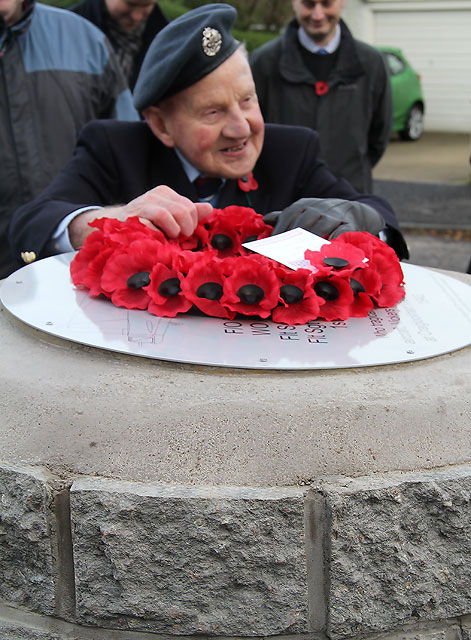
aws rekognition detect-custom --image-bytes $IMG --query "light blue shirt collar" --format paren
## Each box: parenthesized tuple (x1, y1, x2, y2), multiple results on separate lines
(175, 148, 201, 183)
(297, 23, 341, 54)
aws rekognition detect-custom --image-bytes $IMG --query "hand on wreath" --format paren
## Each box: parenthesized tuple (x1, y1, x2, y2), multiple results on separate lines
(69, 185, 212, 248)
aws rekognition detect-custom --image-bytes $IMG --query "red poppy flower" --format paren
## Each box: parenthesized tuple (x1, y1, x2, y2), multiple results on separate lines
(100, 238, 169, 309)
(313, 274, 354, 321)
(315, 81, 329, 96)
(172, 248, 210, 276)
(181, 255, 235, 319)
(335, 231, 405, 308)
(145, 262, 192, 317)
(206, 206, 259, 230)
(95, 216, 166, 247)
(237, 172, 258, 192)
(338, 234, 405, 306)
(172, 221, 210, 251)
(239, 213, 272, 247)
(205, 215, 242, 257)
(224, 255, 280, 317)
(75, 247, 115, 297)
(205, 206, 272, 256)
(335, 231, 390, 262)
(272, 268, 324, 324)
(369, 253, 405, 307)
(305, 240, 367, 277)
(70, 230, 110, 289)
(346, 267, 383, 317)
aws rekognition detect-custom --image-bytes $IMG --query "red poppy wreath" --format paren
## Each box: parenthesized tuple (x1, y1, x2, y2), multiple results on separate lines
(70, 206, 405, 325)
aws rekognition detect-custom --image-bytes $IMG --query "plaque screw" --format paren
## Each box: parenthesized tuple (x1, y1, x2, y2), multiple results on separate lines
(406, 350, 414, 354)
(259, 358, 268, 362)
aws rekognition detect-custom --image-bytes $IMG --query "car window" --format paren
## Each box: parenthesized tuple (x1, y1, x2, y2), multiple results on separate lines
(385, 52, 406, 76)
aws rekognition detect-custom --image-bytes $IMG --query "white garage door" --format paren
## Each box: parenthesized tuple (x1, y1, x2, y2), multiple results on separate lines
(374, 9, 471, 132)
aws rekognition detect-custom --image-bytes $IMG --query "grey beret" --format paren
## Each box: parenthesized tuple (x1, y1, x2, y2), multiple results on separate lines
(133, 3, 239, 111)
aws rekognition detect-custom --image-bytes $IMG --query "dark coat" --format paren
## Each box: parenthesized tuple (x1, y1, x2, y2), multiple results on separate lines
(9, 120, 408, 268)
(71, 0, 167, 90)
(250, 19, 392, 193)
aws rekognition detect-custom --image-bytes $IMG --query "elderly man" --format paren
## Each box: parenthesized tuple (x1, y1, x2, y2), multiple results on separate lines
(250, 0, 392, 194)
(9, 4, 408, 269)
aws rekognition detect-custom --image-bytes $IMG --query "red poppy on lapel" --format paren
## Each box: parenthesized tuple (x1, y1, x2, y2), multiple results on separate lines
(237, 172, 258, 192)
(315, 81, 329, 96)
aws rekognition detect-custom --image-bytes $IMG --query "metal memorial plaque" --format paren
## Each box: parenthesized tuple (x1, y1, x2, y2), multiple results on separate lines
(1, 253, 470, 370)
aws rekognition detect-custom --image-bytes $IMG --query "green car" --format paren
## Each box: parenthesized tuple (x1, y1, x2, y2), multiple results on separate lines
(377, 46, 425, 141)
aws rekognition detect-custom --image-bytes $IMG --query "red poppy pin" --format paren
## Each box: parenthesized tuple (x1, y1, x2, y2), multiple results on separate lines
(315, 81, 329, 96)
(238, 172, 258, 192)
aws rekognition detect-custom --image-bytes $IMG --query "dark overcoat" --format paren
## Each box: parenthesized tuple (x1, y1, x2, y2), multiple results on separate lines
(9, 121, 408, 268)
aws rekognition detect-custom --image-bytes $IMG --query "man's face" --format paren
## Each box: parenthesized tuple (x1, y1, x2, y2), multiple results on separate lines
(0, 0, 24, 27)
(104, 0, 155, 31)
(145, 49, 265, 181)
(292, 0, 345, 45)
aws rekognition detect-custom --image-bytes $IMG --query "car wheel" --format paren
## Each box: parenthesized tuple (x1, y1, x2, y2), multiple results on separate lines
(399, 104, 424, 141)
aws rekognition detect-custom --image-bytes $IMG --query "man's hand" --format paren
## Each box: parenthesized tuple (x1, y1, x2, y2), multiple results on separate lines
(263, 198, 385, 239)
(68, 185, 212, 249)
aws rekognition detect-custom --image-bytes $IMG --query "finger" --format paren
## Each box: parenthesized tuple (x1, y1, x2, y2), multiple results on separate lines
(170, 204, 199, 238)
(133, 197, 197, 238)
(195, 202, 213, 221)
(137, 217, 158, 231)
(145, 206, 182, 238)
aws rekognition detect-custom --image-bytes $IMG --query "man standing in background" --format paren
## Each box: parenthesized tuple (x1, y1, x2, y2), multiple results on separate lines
(71, 0, 167, 88)
(0, 0, 138, 278)
(250, 0, 392, 194)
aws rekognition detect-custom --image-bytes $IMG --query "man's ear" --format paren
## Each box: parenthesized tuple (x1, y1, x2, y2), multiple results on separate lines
(142, 106, 176, 148)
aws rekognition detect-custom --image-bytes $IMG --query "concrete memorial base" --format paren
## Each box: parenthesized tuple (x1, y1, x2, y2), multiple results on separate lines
(0, 265, 470, 640)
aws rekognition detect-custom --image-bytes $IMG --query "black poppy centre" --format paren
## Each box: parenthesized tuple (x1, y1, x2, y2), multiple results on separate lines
(237, 284, 265, 304)
(350, 278, 366, 296)
(314, 281, 339, 301)
(126, 271, 150, 289)
(280, 284, 304, 304)
(323, 257, 349, 269)
(196, 282, 223, 301)
(158, 277, 181, 297)
(211, 234, 233, 251)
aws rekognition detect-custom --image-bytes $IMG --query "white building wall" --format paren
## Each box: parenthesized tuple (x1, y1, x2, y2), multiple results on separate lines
(343, 0, 471, 132)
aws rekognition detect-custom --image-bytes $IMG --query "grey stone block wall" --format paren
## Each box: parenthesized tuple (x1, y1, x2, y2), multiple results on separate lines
(313, 467, 471, 638)
(70, 480, 308, 636)
(0, 464, 56, 615)
(2, 462, 471, 639)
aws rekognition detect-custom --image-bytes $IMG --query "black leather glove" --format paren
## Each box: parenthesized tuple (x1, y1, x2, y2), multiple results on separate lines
(263, 198, 385, 238)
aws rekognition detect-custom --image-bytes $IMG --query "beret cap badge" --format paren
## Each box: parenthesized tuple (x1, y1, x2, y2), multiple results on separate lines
(202, 26, 222, 56)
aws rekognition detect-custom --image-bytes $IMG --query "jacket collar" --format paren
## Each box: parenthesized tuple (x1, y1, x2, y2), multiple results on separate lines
(279, 18, 365, 85)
